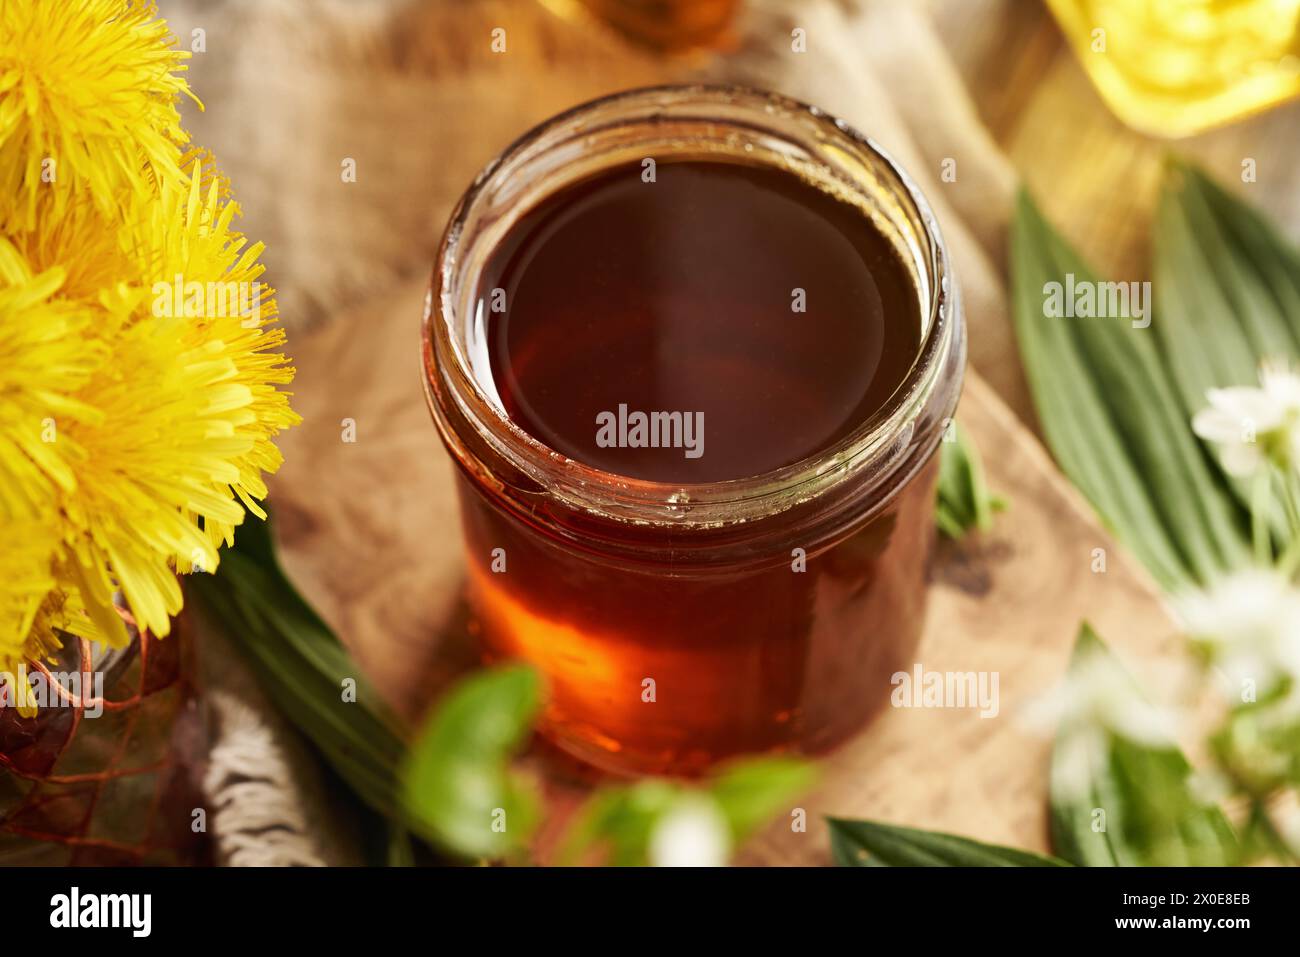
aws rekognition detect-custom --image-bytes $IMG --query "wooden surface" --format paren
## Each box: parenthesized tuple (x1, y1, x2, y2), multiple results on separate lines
(251, 0, 1300, 863)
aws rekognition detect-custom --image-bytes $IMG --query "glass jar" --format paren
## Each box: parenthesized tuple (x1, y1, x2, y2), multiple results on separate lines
(423, 85, 965, 776)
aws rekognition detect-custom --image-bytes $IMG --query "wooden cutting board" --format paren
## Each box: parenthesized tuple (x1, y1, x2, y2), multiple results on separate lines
(267, 273, 1178, 864)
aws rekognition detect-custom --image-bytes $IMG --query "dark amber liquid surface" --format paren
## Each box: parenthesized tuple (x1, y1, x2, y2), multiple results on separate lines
(455, 158, 934, 775)
(480, 160, 921, 483)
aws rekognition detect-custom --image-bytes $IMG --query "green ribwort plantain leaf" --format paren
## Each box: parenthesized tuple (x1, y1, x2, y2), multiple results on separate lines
(1048, 624, 1238, 867)
(829, 818, 1070, 867)
(936, 420, 1007, 538)
(1154, 160, 1300, 542)
(400, 664, 542, 861)
(1012, 189, 1250, 589)
(189, 513, 407, 820)
(1153, 167, 1272, 405)
(1192, 166, 1300, 351)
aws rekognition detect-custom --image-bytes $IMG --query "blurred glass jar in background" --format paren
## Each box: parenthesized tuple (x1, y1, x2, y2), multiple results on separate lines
(1048, 0, 1300, 136)
(543, 0, 741, 52)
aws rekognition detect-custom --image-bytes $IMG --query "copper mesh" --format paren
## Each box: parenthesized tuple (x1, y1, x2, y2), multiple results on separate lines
(0, 612, 211, 865)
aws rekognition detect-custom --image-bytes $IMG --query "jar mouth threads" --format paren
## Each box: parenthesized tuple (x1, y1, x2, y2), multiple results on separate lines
(423, 84, 965, 529)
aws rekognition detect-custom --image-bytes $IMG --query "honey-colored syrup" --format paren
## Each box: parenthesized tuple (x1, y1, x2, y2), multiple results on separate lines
(457, 158, 933, 775)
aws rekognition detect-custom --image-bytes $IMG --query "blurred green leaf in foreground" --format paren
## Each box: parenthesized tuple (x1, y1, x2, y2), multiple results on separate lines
(397, 667, 815, 864)
(400, 665, 542, 861)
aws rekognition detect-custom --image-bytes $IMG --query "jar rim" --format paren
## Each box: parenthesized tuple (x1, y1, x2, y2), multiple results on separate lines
(422, 83, 964, 526)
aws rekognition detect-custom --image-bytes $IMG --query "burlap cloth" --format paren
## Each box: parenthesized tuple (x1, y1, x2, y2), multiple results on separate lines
(160, 0, 1027, 864)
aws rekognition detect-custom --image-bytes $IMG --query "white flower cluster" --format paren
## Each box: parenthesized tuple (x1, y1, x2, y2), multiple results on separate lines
(1024, 650, 1182, 799)
(1193, 360, 1300, 477)
(1178, 570, 1300, 697)
(1189, 360, 1300, 700)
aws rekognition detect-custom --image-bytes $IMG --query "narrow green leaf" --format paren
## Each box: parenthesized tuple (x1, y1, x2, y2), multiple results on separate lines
(1154, 160, 1300, 544)
(400, 665, 542, 860)
(935, 421, 1006, 538)
(189, 514, 406, 819)
(1195, 166, 1300, 351)
(1012, 192, 1189, 587)
(1175, 162, 1300, 360)
(1012, 189, 1250, 588)
(1049, 624, 1238, 867)
(828, 818, 1070, 867)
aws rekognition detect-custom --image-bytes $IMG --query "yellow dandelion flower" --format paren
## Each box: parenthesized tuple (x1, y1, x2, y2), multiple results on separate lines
(0, 526, 108, 716)
(5, 157, 299, 650)
(0, 240, 107, 666)
(0, 0, 296, 678)
(0, 519, 61, 677)
(0, 239, 103, 521)
(133, 156, 300, 550)
(2, 154, 298, 651)
(10, 187, 136, 304)
(0, 0, 198, 230)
